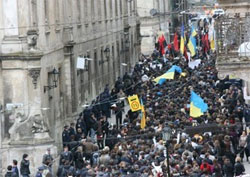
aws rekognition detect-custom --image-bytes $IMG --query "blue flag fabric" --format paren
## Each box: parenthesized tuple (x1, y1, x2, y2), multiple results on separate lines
(190, 91, 208, 113)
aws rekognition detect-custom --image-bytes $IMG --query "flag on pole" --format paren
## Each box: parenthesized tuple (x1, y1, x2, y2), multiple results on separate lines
(140, 99, 146, 129)
(190, 91, 208, 118)
(188, 26, 197, 57)
(180, 24, 185, 55)
(153, 65, 183, 85)
(173, 32, 179, 52)
(209, 22, 215, 51)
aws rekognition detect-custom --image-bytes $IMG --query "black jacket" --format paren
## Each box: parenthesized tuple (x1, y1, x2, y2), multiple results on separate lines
(223, 163, 234, 177)
(5, 171, 17, 177)
(20, 159, 30, 175)
(234, 162, 245, 176)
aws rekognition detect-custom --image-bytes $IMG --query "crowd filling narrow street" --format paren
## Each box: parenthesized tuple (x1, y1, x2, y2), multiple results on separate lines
(5, 18, 250, 177)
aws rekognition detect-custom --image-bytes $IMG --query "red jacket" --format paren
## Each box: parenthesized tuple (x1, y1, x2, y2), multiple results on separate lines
(200, 162, 212, 174)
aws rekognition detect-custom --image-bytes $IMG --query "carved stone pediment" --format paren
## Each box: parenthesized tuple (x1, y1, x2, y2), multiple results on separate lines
(28, 68, 40, 89)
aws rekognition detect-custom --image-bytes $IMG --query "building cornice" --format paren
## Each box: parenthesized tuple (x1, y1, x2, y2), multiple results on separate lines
(0, 52, 43, 61)
(219, 2, 250, 8)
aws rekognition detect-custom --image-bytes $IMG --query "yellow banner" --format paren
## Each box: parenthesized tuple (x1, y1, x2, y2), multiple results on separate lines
(128, 95, 141, 112)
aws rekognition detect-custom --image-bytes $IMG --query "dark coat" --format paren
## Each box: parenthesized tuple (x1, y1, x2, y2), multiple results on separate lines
(42, 154, 53, 166)
(20, 159, 30, 175)
(234, 162, 245, 176)
(59, 151, 73, 165)
(74, 151, 84, 170)
(5, 171, 17, 177)
(57, 165, 75, 177)
(12, 167, 19, 177)
(62, 130, 70, 144)
(223, 163, 234, 177)
(35, 172, 42, 177)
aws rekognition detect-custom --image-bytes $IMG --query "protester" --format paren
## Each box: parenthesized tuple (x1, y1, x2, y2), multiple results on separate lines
(239, 131, 249, 162)
(7, 22, 250, 177)
(234, 157, 245, 176)
(12, 160, 19, 177)
(42, 148, 53, 168)
(35, 167, 44, 177)
(20, 154, 30, 177)
(5, 165, 17, 177)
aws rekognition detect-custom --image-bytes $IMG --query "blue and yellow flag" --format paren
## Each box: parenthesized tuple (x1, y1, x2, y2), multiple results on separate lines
(180, 24, 185, 55)
(190, 91, 208, 118)
(140, 99, 146, 129)
(187, 26, 197, 57)
(153, 65, 182, 85)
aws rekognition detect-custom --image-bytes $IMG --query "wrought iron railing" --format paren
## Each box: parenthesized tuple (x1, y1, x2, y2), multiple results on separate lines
(215, 14, 250, 59)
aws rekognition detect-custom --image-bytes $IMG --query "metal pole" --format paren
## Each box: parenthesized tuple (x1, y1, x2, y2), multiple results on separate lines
(166, 143, 171, 177)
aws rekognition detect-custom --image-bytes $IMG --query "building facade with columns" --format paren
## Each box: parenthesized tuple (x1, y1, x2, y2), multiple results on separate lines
(137, 0, 171, 55)
(0, 0, 140, 174)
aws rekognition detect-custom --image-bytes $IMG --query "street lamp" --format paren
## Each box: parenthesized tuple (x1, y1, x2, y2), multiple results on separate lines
(162, 126, 172, 177)
(44, 68, 60, 93)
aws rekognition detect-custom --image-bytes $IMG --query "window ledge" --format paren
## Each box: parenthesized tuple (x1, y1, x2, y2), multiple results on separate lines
(55, 28, 61, 33)
(77, 23, 82, 28)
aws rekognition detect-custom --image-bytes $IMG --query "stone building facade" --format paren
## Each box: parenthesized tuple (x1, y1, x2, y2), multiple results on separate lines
(218, 0, 250, 17)
(216, 0, 250, 104)
(0, 0, 141, 174)
(137, 0, 171, 54)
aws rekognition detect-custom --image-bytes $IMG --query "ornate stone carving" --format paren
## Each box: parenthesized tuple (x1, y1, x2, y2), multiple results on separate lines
(28, 69, 40, 89)
(31, 114, 49, 133)
(27, 29, 38, 51)
(8, 110, 49, 142)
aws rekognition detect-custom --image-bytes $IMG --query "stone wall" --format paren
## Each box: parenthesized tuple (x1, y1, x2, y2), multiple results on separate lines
(0, 0, 140, 175)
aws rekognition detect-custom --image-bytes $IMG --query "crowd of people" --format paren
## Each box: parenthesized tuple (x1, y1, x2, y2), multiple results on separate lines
(55, 43, 250, 176)
(5, 23, 250, 177)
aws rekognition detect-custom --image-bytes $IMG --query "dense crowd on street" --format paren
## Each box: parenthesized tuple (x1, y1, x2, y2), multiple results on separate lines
(5, 19, 250, 177)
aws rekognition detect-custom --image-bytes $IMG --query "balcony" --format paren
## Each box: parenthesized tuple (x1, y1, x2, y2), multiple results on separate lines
(215, 14, 250, 63)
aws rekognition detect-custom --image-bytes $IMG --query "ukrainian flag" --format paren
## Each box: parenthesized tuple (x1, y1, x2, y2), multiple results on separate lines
(188, 26, 197, 57)
(153, 65, 182, 85)
(190, 91, 208, 118)
(180, 24, 185, 55)
(140, 99, 146, 129)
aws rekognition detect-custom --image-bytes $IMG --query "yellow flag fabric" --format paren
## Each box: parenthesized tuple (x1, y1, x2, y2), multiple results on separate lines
(140, 104, 146, 129)
(188, 26, 197, 57)
(180, 72, 187, 77)
(180, 24, 185, 55)
(210, 39, 215, 51)
(128, 95, 141, 112)
(190, 102, 203, 118)
(153, 72, 175, 83)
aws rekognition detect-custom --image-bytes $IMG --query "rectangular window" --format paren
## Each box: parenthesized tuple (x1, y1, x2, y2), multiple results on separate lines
(84, 0, 88, 23)
(31, 0, 38, 27)
(120, 0, 122, 17)
(130, 1, 132, 16)
(110, 0, 112, 19)
(77, 0, 81, 23)
(44, 0, 49, 24)
(91, 0, 95, 20)
(54, 0, 60, 24)
(97, 0, 102, 19)
(104, 0, 107, 19)
(115, 0, 118, 17)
